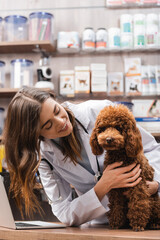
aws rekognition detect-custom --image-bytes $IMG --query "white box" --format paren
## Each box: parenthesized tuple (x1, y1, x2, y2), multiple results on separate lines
(59, 70, 74, 96)
(125, 75, 142, 95)
(108, 72, 124, 95)
(75, 66, 90, 93)
(91, 70, 107, 92)
(124, 57, 141, 77)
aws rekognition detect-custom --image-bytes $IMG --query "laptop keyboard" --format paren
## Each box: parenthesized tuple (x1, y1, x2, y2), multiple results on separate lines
(16, 222, 39, 227)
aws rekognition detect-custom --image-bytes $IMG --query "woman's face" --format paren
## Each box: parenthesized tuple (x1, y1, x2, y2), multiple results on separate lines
(39, 98, 73, 139)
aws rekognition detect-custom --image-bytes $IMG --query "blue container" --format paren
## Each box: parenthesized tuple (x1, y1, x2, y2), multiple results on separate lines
(0, 61, 5, 88)
(114, 101, 134, 111)
(29, 12, 54, 42)
(4, 15, 28, 42)
(11, 59, 33, 88)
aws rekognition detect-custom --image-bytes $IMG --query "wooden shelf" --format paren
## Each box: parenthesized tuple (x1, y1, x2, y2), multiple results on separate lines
(0, 88, 54, 98)
(57, 93, 160, 102)
(0, 41, 56, 54)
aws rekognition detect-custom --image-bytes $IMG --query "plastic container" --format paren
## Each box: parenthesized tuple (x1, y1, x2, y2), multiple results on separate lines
(4, 15, 28, 42)
(82, 27, 95, 52)
(11, 59, 33, 88)
(146, 14, 158, 48)
(114, 101, 134, 111)
(96, 28, 108, 51)
(0, 107, 5, 135)
(0, 17, 3, 42)
(120, 14, 133, 33)
(108, 27, 121, 49)
(0, 61, 5, 88)
(57, 31, 80, 53)
(133, 14, 146, 48)
(29, 12, 54, 42)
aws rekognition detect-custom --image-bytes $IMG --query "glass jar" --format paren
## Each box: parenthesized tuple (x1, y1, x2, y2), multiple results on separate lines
(11, 59, 33, 88)
(0, 61, 5, 88)
(4, 15, 28, 42)
(29, 12, 54, 42)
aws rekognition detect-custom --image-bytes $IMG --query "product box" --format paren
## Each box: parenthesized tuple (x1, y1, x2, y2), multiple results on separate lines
(141, 65, 150, 95)
(156, 65, 160, 94)
(125, 75, 142, 95)
(124, 57, 141, 77)
(91, 70, 107, 92)
(106, 0, 123, 6)
(59, 70, 75, 97)
(148, 65, 157, 95)
(57, 32, 80, 53)
(132, 99, 160, 117)
(74, 66, 90, 93)
(108, 72, 124, 95)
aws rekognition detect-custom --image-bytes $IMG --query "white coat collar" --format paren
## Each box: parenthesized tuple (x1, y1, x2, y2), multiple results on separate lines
(62, 101, 90, 132)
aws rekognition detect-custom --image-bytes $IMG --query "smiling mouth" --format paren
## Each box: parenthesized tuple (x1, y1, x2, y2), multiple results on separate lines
(59, 122, 68, 132)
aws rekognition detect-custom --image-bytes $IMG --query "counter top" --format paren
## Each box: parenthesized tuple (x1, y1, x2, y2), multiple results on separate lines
(0, 224, 160, 240)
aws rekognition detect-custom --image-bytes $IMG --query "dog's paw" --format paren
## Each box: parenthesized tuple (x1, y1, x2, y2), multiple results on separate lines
(132, 225, 144, 231)
(148, 223, 160, 230)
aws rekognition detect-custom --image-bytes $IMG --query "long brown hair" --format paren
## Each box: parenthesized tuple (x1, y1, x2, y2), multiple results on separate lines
(3, 87, 81, 217)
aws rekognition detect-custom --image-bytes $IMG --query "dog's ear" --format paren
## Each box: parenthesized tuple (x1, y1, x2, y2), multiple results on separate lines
(125, 126, 143, 157)
(90, 127, 104, 155)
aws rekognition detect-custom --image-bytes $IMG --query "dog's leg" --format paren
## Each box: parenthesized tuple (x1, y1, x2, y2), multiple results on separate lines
(126, 185, 151, 231)
(148, 194, 160, 229)
(107, 189, 128, 229)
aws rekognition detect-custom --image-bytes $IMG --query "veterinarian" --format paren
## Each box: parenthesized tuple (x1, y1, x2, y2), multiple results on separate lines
(3, 87, 160, 226)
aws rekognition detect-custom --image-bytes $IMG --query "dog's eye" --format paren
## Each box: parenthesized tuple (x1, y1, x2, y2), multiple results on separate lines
(115, 126, 121, 132)
(98, 127, 106, 133)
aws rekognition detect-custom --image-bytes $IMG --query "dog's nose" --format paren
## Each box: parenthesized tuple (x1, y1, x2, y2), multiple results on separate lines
(106, 137, 113, 143)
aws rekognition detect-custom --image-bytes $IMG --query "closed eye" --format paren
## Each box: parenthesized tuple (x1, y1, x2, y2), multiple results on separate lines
(98, 127, 106, 133)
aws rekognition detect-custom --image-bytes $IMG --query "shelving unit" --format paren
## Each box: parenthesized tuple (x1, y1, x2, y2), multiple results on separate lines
(0, 40, 55, 54)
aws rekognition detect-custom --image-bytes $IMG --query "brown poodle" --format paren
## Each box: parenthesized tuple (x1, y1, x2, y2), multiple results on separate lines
(90, 104, 160, 231)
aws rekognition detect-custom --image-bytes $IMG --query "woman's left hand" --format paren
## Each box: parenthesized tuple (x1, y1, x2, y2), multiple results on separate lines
(146, 181, 159, 196)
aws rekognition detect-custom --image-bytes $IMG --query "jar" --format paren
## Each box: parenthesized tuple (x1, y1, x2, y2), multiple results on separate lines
(133, 14, 146, 48)
(108, 27, 121, 49)
(29, 12, 54, 42)
(82, 27, 95, 52)
(0, 17, 2, 41)
(96, 28, 108, 51)
(11, 59, 33, 88)
(146, 14, 158, 48)
(0, 61, 5, 88)
(0, 107, 5, 135)
(4, 15, 28, 42)
(120, 14, 133, 33)
(57, 31, 80, 53)
(121, 33, 133, 49)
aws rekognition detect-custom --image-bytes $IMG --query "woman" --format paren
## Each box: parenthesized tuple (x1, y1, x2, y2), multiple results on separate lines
(3, 87, 160, 226)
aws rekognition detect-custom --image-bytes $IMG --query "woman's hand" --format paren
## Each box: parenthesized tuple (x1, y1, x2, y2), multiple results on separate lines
(146, 181, 159, 196)
(94, 162, 142, 201)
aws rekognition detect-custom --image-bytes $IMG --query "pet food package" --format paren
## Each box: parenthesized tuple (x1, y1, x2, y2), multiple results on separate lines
(124, 58, 141, 77)
(90, 63, 107, 93)
(107, 72, 124, 95)
(57, 32, 80, 53)
(124, 58, 142, 95)
(148, 65, 157, 95)
(141, 65, 150, 95)
(59, 70, 75, 97)
(74, 66, 90, 93)
(156, 65, 160, 94)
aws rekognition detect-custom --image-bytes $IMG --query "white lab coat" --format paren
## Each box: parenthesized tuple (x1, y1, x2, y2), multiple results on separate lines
(38, 100, 160, 226)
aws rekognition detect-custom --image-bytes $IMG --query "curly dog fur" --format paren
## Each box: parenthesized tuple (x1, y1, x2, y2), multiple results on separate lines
(90, 104, 160, 231)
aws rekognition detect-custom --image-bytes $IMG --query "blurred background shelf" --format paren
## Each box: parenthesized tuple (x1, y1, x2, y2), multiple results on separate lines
(0, 41, 55, 54)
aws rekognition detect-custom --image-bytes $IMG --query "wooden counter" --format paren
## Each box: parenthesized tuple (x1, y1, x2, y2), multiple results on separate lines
(0, 224, 160, 240)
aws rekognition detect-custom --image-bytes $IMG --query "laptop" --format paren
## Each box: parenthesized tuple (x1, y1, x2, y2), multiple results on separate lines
(0, 176, 66, 229)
